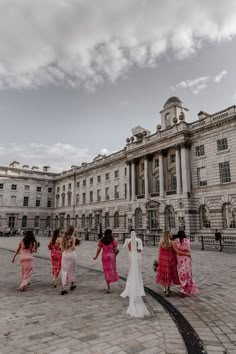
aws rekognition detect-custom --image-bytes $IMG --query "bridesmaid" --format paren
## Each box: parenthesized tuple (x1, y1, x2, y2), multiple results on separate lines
(48, 229, 62, 288)
(12, 230, 37, 291)
(93, 228, 119, 293)
(61, 225, 77, 295)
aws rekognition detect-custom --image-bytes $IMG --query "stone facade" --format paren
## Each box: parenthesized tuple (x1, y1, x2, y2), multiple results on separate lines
(1, 97, 236, 242)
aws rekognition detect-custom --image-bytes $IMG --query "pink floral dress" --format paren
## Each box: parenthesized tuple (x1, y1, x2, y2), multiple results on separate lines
(99, 240, 119, 284)
(175, 238, 199, 295)
(48, 241, 62, 280)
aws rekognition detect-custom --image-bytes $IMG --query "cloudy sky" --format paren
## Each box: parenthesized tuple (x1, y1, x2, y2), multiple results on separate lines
(0, 0, 236, 171)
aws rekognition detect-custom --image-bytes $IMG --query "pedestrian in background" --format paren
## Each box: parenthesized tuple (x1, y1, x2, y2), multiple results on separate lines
(48, 229, 62, 288)
(215, 229, 222, 251)
(61, 225, 77, 295)
(12, 230, 38, 291)
(93, 228, 119, 293)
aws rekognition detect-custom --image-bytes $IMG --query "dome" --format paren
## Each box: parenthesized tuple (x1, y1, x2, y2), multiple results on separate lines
(164, 96, 183, 108)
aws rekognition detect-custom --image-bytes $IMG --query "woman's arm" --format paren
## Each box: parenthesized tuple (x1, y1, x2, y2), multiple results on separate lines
(93, 247, 101, 260)
(60, 239, 65, 252)
(48, 240, 52, 250)
(12, 241, 21, 263)
(71, 236, 76, 251)
(172, 241, 190, 256)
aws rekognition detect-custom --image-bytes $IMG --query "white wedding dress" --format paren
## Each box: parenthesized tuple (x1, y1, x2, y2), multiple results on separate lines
(120, 231, 150, 318)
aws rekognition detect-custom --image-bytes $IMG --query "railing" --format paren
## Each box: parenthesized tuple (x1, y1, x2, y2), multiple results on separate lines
(199, 235, 236, 251)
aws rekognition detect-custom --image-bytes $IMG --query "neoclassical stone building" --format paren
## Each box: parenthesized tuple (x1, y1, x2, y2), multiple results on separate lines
(1, 97, 236, 242)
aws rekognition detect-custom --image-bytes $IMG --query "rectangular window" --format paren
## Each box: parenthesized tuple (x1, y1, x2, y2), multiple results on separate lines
(36, 186, 42, 192)
(124, 168, 127, 177)
(171, 174, 177, 190)
(48, 187, 52, 193)
(217, 138, 228, 151)
(197, 167, 207, 186)
(24, 185, 30, 191)
(115, 186, 119, 199)
(47, 199, 52, 208)
(82, 192, 86, 204)
(68, 194, 71, 206)
(76, 181, 80, 188)
(0, 183, 3, 189)
(97, 175, 101, 183)
(90, 191, 93, 202)
(219, 161, 231, 183)
(11, 196, 16, 204)
(23, 196, 29, 206)
(57, 186, 60, 193)
(170, 154, 176, 164)
(97, 189, 101, 202)
(154, 158, 159, 168)
(22, 216, 27, 228)
(105, 187, 109, 200)
(90, 178, 93, 185)
(148, 210, 158, 230)
(36, 199, 41, 207)
(124, 184, 127, 199)
(68, 183, 71, 190)
(114, 170, 119, 178)
(155, 177, 160, 193)
(62, 185, 65, 191)
(105, 173, 109, 181)
(76, 194, 79, 205)
(83, 179, 86, 187)
(196, 145, 205, 157)
(11, 184, 17, 190)
(34, 216, 40, 228)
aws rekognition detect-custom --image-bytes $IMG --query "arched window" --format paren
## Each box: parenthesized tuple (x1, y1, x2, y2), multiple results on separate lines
(114, 212, 119, 229)
(66, 214, 70, 226)
(105, 212, 110, 229)
(22, 215, 27, 228)
(75, 215, 79, 228)
(46, 216, 51, 228)
(34, 216, 40, 228)
(89, 214, 93, 228)
(199, 205, 210, 229)
(222, 203, 236, 229)
(135, 208, 142, 229)
(165, 205, 175, 230)
(55, 215, 59, 228)
(82, 214, 85, 228)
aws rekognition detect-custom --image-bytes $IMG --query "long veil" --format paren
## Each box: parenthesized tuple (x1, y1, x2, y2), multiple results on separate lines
(121, 231, 150, 318)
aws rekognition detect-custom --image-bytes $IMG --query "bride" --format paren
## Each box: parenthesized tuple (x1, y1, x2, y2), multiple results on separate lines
(120, 230, 150, 318)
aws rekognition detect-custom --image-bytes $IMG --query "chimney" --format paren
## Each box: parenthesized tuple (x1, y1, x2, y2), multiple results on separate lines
(43, 166, 51, 172)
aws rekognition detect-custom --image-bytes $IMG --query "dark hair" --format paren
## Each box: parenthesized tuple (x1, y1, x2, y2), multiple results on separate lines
(101, 229, 114, 245)
(177, 229, 187, 244)
(52, 229, 61, 245)
(23, 230, 36, 249)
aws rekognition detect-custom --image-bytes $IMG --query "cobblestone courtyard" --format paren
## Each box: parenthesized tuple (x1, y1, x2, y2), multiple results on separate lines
(0, 238, 235, 354)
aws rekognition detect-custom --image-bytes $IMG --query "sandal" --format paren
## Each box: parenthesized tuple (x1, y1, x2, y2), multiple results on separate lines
(61, 290, 68, 295)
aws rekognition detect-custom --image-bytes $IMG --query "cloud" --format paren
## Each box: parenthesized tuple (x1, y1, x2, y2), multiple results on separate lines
(0, 142, 95, 172)
(0, 0, 236, 90)
(213, 69, 228, 82)
(175, 76, 210, 94)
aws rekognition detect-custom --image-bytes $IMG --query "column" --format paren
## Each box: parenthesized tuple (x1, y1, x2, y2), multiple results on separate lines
(159, 151, 164, 197)
(181, 143, 191, 194)
(131, 160, 136, 201)
(127, 162, 131, 201)
(144, 156, 149, 200)
(175, 145, 182, 194)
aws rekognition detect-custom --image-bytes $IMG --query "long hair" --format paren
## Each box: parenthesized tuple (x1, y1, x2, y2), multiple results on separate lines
(23, 230, 36, 249)
(52, 229, 60, 245)
(161, 230, 172, 249)
(177, 229, 187, 244)
(62, 225, 74, 250)
(101, 229, 114, 245)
